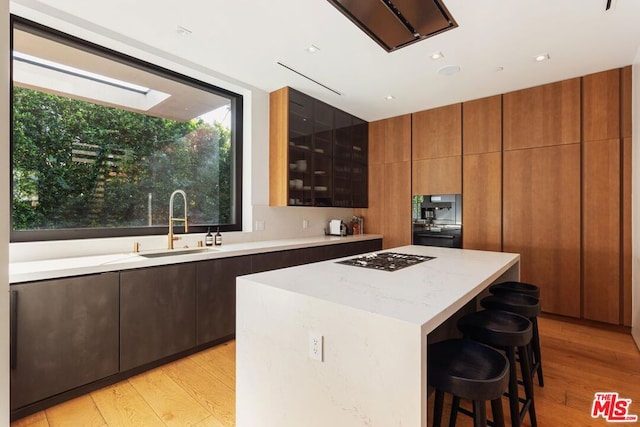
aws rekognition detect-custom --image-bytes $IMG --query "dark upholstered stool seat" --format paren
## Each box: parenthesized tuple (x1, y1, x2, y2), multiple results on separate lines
(428, 339, 509, 427)
(489, 281, 540, 299)
(458, 310, 537, 427)
(481, 294, 544, 388)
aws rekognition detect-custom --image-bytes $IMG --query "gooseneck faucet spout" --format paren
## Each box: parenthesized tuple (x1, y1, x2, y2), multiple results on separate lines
(168, 190, 188, 249)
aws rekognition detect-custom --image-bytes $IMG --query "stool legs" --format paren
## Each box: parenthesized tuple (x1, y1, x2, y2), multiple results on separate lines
(505, 347, 519, 427)
(473, 400, 486, 427)
(449, 396, 460, 427)
(491, 398, 506, 427)
(433, 390, 445, 427)
(531, 317, 544, 387)
(519, 345, 537, 427)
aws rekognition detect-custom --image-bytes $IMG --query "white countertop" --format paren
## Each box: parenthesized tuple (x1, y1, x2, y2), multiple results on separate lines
(241, 245, 519, 332)
(9, 234, 382, 284)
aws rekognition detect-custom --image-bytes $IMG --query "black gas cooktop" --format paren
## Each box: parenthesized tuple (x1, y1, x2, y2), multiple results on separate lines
(336, 252, 435, 272)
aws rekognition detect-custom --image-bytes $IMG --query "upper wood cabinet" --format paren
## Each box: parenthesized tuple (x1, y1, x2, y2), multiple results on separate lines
(463, 95, 502, 155)
(503, 78, 580, 150)
(412, 157, 461, 196)
(583, 69, 620, 142)
(503, 144, 581, 318)
(412, 103, 461, 159)
(369, 114, 411, 164)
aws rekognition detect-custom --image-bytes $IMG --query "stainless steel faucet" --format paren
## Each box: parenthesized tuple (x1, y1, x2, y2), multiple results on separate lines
(168, 190, 188, 249)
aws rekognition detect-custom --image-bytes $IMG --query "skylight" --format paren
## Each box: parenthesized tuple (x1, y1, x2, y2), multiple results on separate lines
(12, 51, 151, 94)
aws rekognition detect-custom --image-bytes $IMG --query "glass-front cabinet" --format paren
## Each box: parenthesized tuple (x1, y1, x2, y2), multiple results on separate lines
(270, 87, 368, 208)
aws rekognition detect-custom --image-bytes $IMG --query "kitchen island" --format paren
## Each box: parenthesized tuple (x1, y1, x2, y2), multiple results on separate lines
(236, 245, 519, 427)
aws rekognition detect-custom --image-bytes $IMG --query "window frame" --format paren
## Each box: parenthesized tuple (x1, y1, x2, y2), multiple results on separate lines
(10, 15, 244, 242)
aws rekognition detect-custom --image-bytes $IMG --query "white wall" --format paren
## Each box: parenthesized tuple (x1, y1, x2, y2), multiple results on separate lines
(1, 0, 11, 423)
(8, 4, 356, 263)
(632, 60, 640, 348)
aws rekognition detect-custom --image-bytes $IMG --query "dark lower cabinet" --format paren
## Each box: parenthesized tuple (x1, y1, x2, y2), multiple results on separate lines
(251, 239, 382, 272)
(10, 273, 119, 410)
(10, 238, 382, 419)
(120, 264, 196, 371)
(196, 256, 252, 345)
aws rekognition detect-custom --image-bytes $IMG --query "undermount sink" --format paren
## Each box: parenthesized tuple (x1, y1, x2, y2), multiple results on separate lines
(138, 247, 218, 258)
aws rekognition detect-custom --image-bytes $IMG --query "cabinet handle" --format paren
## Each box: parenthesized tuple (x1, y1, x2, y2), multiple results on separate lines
(10, 290, 17, 369)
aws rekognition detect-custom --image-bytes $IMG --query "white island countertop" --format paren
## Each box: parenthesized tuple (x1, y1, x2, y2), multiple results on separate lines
(240, 245, 519, 334)
(236, 246, 520, 427)
(9, 234, 381, 283)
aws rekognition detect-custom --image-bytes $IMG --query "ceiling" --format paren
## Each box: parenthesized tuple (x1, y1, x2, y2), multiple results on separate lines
(10, 0, 640, 122)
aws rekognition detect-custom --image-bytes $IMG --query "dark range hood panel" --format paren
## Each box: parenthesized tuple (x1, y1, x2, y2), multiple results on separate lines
(328, 0, 457, 52)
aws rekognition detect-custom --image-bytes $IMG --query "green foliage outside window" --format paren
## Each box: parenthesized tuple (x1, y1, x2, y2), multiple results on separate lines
(12, 86, 233, 232)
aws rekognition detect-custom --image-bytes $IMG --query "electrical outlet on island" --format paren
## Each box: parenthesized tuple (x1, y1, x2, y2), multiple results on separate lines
(309, 332, 323, 362)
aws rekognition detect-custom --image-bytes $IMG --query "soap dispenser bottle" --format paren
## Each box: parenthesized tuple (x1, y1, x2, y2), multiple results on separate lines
(205, 227, 213, 246)
(214, 227, 222, 246)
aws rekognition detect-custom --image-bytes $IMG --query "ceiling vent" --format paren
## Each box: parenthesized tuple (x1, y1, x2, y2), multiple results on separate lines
(327, 0, 457, 52)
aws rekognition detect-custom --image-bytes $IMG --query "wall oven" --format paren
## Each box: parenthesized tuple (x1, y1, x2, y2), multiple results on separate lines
(412, 194, 462, 248)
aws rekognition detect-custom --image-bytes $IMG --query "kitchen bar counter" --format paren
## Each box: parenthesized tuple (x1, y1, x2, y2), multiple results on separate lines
(9, 234, 382, 283)
(236, 246, 519, 426)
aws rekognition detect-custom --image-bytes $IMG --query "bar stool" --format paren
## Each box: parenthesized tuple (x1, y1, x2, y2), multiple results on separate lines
(428, 339, 509, 427)
(489, 281, 540, 299)
(481, 293, 544, 387)
(458, 310, 537, 427)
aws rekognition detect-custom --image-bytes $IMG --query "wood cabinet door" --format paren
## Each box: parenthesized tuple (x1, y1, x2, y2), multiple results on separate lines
(412, 156, 462, 195)
(622, 137, 632, 326)
(412, 103, 461, 160)
(503, 78, 580, 150)
(269, 87, 289, 206)
(583, 69, 620, 142)
(120, 264, 197, 371)
(10, 273, 119, 410)
(463, 95, 502, 155)
(503, 144, 581, 318)
(582, 138, 620, 324)
(384, 161, 412, 249)
(462, 152, 502, 251)
(196, 256, 252, 345)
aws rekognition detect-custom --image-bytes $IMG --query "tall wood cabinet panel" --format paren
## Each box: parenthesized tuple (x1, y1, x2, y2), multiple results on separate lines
(412, 156, 461, 196)
(412, 103, 461, 159)
(503, 78, 580, 150)
(623, 137, 632, 326)
(463, 95, 502, 155)
(463, 152, 502, 251)
(622, 66, 632, 139)
(384, 161, 412, 249)
(582, 138, 620, 324)
(583, 69, 620, 142)
(357, 115, 411, 248)
(503, 144, 581, 318)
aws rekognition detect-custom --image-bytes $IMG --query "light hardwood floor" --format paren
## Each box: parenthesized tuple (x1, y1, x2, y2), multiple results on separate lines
(11, 316, 640, 427)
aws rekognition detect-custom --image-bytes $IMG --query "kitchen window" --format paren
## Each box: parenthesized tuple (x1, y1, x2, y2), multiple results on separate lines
(10, 17, 243, 242)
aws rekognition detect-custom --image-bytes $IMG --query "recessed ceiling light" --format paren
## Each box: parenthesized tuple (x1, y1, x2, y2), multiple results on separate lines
(385, 95, 395, 100)
(535, 53, 550, 62)
(430, 51, 444, 60)
(176, 25, 192, 36)
(437, 65, 461, 76)
(305, 45, 321, 54)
